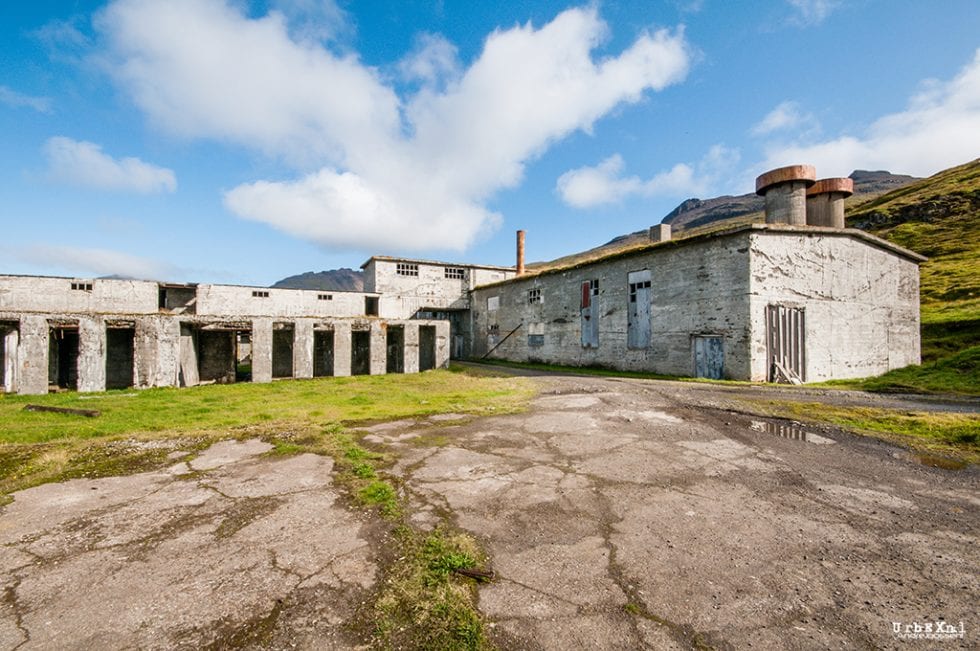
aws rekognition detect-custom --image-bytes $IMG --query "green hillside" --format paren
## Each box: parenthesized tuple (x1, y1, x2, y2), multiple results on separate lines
(845, 158, 980, 393)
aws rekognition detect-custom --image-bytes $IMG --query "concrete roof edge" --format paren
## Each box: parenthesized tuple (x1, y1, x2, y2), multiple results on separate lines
(471, 223, 926, 291)
(359, 255, 515, 272)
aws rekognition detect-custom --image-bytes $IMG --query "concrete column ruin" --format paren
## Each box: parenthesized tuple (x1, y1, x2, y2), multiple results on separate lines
(806, 177, 854, 228)
(403, 323, 420, 374)
(17, 315, 49, 395)
(251, 318, 273, 383)
(333, 322, 352, 377)
(292, 319, 314, 379)
(135, 317, 180, 388)
(369, 322, 386, 375)
(755, 165, 817, 225)
(77, 317, 106, 392)
(3, 328, 19, 393)
(434, 321, 451, 369)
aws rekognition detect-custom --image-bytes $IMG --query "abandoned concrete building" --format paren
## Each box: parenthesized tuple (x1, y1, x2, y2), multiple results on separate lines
(0, 164, 923, 394)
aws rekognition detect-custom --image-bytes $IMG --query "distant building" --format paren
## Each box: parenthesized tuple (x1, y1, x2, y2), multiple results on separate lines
(0, 165, 923, 394)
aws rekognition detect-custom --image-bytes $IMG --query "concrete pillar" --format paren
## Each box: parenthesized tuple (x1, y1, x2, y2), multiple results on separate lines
(293, 319, 314, 379)
(251, 318, 273, 383)
(17, 315, 49, 395)
(3, 328, 18, 393)
(77, 317, 106, 392)
(135, 317, 181, 388)
(755, 165, 817, 225)
(516, 230, 526, 276)
(434, 321, 451, 369)
(369, 322, 386, 375)
(403, 323, 420, 374)
(649, 223, 671, 242)
(333, 322, 352, 377)
(806, 177, 854, 228)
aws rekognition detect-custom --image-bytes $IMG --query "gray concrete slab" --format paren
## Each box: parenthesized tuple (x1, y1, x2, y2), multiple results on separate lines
(0, 441, 377, 650)
(370, 375, 979, 650)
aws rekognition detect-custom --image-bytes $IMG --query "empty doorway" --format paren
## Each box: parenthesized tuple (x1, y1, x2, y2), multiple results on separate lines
(351, 329, 371, 375)
(386, 325, 405, 374)
(49, 325, 79, 390)
(313, 330, 334, 377)
(272, 323, 294, 379)
(419, 325, 436, 372)
(106, 326, 135, 389)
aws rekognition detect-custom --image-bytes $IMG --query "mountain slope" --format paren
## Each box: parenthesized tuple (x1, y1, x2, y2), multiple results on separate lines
(272, 269, 364, 291)
(529, 170, 918, 272)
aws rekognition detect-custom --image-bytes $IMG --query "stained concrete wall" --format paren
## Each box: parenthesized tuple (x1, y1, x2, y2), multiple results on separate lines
(0, 276, 159, 314)
(196, 285, 376, 319)
(1, 327, 17, 393)
(365, 260, 515, 319)
(748, 230, 921, 381)
(471, 227, 921, 382)
(135, 317, 180, 388)
(471, 234, 753, 378)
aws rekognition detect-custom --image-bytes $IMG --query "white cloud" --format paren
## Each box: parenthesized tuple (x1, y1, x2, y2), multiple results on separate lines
(755, 48, 980, 178)
(7, 244, 180, 280)
(43, 136, 177, 193)
(0, 86, 52, 113)
(97, 0, 690, 252)
(787, 0, 841, 26)
(751, 100, 815, 136)
(557, 145, 740, 209)
(398, 33, 461, 87)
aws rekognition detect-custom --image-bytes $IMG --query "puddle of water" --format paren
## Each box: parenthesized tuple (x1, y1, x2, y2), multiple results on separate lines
(751, 420, 835, 445)
(912, 453, 969, 471)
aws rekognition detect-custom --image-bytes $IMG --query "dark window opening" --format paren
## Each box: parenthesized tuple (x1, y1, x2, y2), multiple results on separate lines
(252, 290, 270, 298)
(419, 325, 436, 371)
(528, 334, 544, 347)
(272, 324, 294, 379)
(396, 263, 419, 276)
(444, 267, 465, 279)
(528, 288, 542, 304)
(365, 296, 379, 316)
(48, 326, 79, 390)
(106, 327, 135, 389)
(313, 330, 334, 377)
(70, 281, 93, 292)
(351, 330, 372, 375)
(386, 325, 405, 374)
(198, 331, 236, 383)
(318, 293, 333, 301)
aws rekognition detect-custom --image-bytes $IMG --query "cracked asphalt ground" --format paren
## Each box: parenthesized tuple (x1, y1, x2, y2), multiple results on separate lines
(0, 374, 977, 650)
(368, 376, 978, 650)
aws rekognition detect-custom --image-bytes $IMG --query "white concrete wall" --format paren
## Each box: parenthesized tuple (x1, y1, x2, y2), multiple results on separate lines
(748, 231, 921, 381)
(0, 276, 159, 314)
(366, 260, 515, 319)
(195, 285, 376, 318)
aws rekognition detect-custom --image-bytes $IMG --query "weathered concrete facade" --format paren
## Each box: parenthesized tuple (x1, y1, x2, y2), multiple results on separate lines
(470, 225, 923, 382)
(0, 275, 448, 395)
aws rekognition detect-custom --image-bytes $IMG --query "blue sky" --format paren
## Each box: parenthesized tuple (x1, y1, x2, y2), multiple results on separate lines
(2, 0, 979, 285)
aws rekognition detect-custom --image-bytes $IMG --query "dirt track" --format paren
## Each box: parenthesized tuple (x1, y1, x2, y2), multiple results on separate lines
(0, 374, 976, 649)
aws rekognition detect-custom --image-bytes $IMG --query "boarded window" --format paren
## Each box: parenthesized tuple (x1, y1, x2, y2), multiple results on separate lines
(766, 305, 806, 382)
(487, 296, 499, 311)
(581, 279, 599, 348)
(693, 336, 724, 379)
(627, 270, 651, 349)
(396, 263, 419, 276)
(528, 334, 544, 347)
